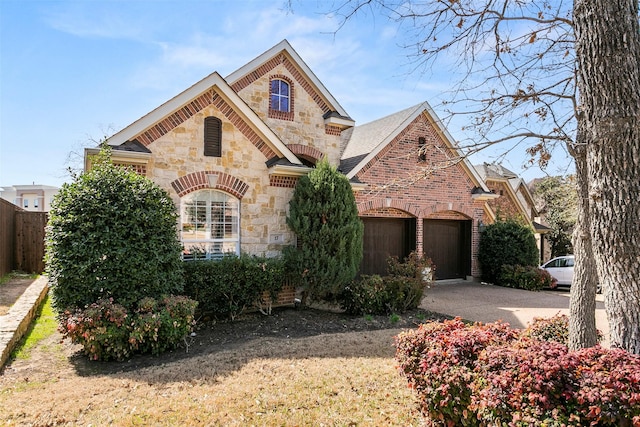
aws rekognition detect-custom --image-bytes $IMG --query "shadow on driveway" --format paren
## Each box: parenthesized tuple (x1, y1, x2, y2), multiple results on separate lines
(420, 281, 609, 346)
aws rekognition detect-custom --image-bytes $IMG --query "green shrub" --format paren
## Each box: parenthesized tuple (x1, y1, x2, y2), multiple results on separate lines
(387, 251, 434, 281)
(45, 147, 184, 312)
(340, 252, 431, 315)
(182, 254, 285, 320)
(341, 275, 426, 315)
(498, 264, 554, 290)
(60, 295, 197, 361)
(284, 158, 363, 303)
(478, 218, 539, 284)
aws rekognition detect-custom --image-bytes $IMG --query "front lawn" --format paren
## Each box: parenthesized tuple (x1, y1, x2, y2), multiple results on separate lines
(0, 307, 438, 426)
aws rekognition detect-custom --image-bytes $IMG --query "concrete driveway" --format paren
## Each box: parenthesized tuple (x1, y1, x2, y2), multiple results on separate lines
(420, 281, 610, 346)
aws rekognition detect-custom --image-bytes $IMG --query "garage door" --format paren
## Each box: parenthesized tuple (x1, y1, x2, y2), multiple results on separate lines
(423, 219, 471, 280)
(360, 218, 416, 276)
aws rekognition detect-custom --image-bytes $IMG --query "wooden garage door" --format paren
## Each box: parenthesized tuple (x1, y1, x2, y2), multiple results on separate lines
(423, 219, 471, 280)
(360, 218, 415, 276)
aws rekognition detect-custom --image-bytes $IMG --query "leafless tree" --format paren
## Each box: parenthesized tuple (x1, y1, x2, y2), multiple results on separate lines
(325, 0, 639, 352)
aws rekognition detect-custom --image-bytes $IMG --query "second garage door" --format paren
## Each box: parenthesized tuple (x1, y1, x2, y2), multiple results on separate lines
(423, 219, 471, 280)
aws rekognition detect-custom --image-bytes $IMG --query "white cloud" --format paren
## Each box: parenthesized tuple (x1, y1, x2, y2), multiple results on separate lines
(44, 3, 147, 41)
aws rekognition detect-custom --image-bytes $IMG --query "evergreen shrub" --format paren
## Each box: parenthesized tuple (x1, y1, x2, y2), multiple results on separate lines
(498, 264, 555, 290)
(340, 252, 432, 315)
(45, 148, 184, 312)
(284, 158, 363, 303)
(182, 254, 285, 320)
(478, 218, 539, 285)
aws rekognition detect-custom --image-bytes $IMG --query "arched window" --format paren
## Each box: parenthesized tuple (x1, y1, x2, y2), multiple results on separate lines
(270, 79, 290, 112)
(180, 190, 240, 260)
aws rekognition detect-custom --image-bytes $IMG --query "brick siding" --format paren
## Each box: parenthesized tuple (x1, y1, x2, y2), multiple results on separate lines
(485, 181, 521, 219)
(353, 113, 486, 277)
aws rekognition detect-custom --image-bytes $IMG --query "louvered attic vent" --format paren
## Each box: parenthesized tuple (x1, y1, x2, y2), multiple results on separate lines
(204, 116, 222, 157)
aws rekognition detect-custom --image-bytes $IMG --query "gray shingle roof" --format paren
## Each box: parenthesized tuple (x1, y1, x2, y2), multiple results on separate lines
(474, 163, 518, 180)
(340, 103, 426, 175)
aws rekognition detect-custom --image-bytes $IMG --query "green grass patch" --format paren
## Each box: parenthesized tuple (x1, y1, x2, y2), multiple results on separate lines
(0, 271, 39, 286)
(12, 295, 58, 360)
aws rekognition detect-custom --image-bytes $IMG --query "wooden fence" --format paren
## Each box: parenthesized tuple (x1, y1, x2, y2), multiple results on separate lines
(0, 199, 47, 276)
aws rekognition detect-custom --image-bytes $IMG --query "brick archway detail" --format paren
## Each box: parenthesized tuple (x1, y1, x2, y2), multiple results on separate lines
(171, 171, 249, 199)
(422, 202, 473, 219)
(357, 198, 420, 217)
(286, 144, 324, 163)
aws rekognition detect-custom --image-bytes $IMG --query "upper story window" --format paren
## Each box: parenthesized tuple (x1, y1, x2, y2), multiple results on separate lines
(271, 79, 290, 112)
(269, 76, 294, 121)
(204, 116, 222, 157)
(180, 189, 239, 260)
(23, 199, 28, 208)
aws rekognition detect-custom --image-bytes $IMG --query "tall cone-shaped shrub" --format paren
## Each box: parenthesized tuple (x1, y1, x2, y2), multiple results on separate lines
(285, 158, 363, 303)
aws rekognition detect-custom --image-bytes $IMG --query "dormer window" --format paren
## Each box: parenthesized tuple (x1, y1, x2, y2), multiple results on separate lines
(269, 76, 294, 120)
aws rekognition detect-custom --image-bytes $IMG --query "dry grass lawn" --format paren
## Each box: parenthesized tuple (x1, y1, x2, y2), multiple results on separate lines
(0, 304, 438, 426)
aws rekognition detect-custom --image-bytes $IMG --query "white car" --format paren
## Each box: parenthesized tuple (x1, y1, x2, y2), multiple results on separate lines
(541, 255, 574, 287)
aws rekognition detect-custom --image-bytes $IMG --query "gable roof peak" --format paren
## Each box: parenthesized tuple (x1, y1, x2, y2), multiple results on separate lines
(226, 39, 353, 122)
(340, 101, 490, 193)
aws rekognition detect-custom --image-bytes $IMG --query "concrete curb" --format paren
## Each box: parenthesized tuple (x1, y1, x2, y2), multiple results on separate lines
(0, 276, 49, 370)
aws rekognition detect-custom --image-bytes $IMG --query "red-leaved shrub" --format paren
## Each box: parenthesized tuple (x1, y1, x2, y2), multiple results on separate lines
(471, 339, 578, 425)
(60, 296, 197, 361)
(396, 318, 640, 426)
(570, 346, 640, 426)
(395, 318, 518, 425)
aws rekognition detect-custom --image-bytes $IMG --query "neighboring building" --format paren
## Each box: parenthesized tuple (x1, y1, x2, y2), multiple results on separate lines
(0, 185, 59, 212)
(86, 39, 544, 280)
(475, 163, 551, 262)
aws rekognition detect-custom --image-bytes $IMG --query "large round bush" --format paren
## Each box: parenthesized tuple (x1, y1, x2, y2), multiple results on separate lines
(478, 218, 539, 284)
(46, 151, 184, 312)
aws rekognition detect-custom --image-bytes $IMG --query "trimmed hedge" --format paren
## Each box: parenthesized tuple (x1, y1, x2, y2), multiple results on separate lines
(499, 264, 555, 291)
(45, 148, 184, 312)
(395, 317, 640, 426)
(182, 254, 285, 320)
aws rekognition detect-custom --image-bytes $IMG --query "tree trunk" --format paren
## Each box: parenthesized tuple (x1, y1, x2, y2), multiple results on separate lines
(568, 143, 599, 350)
(574, 0, 640, 353)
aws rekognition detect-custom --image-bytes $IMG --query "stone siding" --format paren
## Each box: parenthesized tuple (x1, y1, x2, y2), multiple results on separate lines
(234, 59, 344, 166)
(144, 103, 294, 258)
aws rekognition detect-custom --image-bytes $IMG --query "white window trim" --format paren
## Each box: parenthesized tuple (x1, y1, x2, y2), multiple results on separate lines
(180, 189, 240, 260)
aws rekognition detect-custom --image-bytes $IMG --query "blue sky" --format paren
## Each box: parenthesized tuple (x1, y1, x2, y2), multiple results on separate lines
(0, 0, 572, 188)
